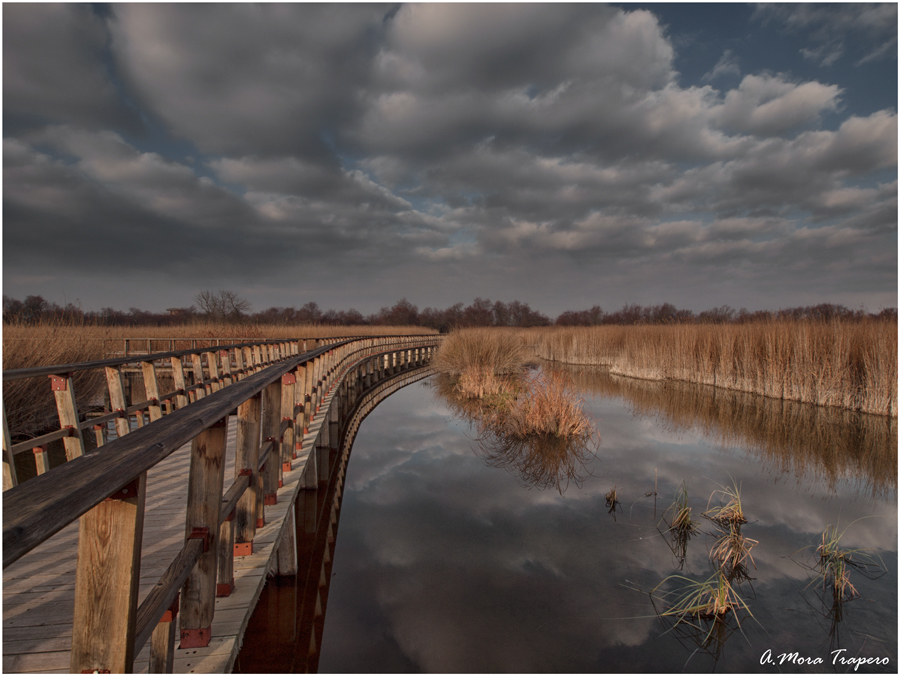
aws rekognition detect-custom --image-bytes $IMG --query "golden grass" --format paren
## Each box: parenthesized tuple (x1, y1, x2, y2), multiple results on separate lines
(521, 320, 897, 416)
(433, 328, 528, 376)
(493, 371, 596, 440)
(2, 320, 113, 438)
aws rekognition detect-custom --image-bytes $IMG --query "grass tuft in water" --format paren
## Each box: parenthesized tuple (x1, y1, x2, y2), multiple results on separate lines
(703, 479, 747, 529)
(606, 485, 620, 514)
(815, 524, 884, 602)
(710, 526, 758, 582)
(652, 570, 754, 625)
(661, 482, 698, 566)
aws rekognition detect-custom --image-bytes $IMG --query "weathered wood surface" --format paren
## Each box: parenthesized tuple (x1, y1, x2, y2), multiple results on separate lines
(3, 380, 345, 673)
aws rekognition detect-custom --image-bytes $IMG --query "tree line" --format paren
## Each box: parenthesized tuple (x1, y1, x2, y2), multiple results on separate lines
(3, 291, 896, 331)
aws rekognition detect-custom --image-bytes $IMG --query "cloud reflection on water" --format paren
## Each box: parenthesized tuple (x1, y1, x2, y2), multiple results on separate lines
(318, 371, 896, 672)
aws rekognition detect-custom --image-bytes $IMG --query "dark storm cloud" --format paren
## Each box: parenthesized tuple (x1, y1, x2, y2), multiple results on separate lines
(3, 4, 139, 134)
(107, 3, 389, 159)
(2, 3, 896, 313)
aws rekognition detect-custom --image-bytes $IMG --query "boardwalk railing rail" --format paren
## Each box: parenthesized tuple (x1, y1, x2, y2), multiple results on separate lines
(2, 334, 429, 487)
(2, 334, 442, 673)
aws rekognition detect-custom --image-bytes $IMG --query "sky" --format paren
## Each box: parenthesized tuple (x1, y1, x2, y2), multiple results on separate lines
(3, 3, 898, 316)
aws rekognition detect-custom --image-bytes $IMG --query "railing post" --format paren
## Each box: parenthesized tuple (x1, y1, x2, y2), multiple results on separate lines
(190, 353, 206, 400)
(281, 372, 297, 474)
(206, 352, 220, 393)
(70, 470, 147, 672)
(149, 596, 179, 673)
(233, 347, 245, 382)
(32, 445, 49, 475)
(141, 360, 163, 422)
(169, 356, 189, 409)
(106, 366, 132, 440)
(3, 403, 17, 489)
(234, 394, 261, 555)
(217, 510, 235, 598)
(261, 380, 282, 504)
(179, 417, 228, 648)
(220, 350, 234, 387)
(51, 373, 86, 460)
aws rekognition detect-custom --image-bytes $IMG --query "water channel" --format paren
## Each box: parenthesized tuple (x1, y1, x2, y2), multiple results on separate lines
(235, 365, 897, 673)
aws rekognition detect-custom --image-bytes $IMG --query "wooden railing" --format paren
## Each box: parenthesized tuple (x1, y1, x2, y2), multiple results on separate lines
(2, 335, 442, 672)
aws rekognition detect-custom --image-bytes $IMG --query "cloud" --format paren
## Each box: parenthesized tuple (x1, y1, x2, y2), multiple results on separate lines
(755, 3, 897, 67)
(3, 4, 138, 133)
(107, 4, 388, 157)
(712, 74, 842, 135)
(2, 4, 896, 313)
(702, 49, 740, 83)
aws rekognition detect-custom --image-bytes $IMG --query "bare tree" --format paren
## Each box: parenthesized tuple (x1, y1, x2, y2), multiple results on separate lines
(194, 290, 251, 323)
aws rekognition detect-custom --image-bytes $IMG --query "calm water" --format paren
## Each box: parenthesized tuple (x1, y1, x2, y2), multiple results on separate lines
(239, 367, 898, 673)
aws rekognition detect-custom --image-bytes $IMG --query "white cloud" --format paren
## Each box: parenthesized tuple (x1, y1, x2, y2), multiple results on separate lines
(712, 74, 842, 135)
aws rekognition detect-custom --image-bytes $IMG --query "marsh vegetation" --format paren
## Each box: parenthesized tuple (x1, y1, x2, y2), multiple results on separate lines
(523, 320, 897, 416)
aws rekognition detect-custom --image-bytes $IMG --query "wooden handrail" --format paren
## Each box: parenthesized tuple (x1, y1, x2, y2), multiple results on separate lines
(2, 337, 442, 566)
(3, 334, 437, 381)
(2, 341, 344, 566)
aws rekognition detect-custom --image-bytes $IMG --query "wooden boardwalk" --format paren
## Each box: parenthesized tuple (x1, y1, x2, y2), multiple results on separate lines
(4, 386, 339, 673)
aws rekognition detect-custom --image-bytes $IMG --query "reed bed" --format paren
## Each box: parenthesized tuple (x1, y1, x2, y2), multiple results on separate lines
(491, 371, 595, 440)
(522, 320, 897, 416)
(433, 328, 528, 376)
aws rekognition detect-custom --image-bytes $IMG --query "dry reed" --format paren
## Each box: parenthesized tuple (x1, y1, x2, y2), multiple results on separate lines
(492, 371, 595, 440)
(433, 328, 527, 376)
(521, 320, 897, 417)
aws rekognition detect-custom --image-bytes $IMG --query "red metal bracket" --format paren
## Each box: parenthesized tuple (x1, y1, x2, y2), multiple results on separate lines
(282, 373, 296, 385)
(282, 461, 292, 473)
(107, 477, 140, 501)
(264, 493, 277, 506)
(234, 541, 253, 557)
(180, 626, 211, 649)
(238, 468, 252, 477)
(216, 578, 235, 598)
(32, 445, 47, 456)
(160, 594, 179, 623)
(282, 416, 293, 426)
(49, 374, 70, 391)
(188, 526, 211, 553)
